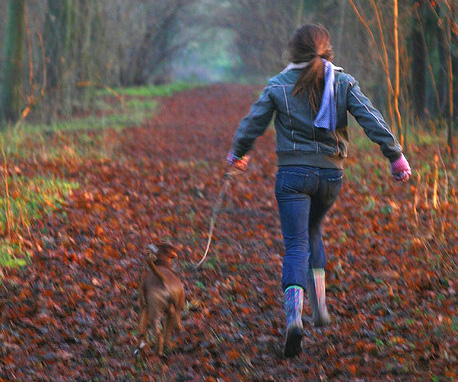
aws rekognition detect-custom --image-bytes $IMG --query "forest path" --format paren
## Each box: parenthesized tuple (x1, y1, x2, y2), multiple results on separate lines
(1, 85, 454, 382)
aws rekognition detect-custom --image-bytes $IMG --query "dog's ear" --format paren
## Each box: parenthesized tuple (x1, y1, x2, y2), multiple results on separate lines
(146, 244, 160, 262)
(168, 249, 178, 259)
(147, 244, 159, 254)
(156, 243, 177, 257)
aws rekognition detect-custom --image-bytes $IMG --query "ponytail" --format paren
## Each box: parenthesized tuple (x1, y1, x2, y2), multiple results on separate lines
(288, 25, 333, 114)
(292, 56, 325, 113)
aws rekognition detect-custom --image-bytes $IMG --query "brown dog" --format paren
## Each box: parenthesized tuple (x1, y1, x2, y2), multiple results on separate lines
(134, 242, 185, 357)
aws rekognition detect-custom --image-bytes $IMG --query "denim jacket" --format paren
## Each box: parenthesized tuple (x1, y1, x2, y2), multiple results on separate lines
(231, 68, 402, 169)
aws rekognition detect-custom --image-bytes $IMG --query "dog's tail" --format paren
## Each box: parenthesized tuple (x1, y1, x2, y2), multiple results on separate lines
(145, 256, 166, 285)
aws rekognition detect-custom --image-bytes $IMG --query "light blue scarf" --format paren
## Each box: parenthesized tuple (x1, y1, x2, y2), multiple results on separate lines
(314, 59, 336, 132)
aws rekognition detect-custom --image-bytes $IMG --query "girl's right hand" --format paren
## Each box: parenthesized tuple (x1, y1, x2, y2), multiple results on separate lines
(390, 154, 411, 182)
(226, 150, 250, 172)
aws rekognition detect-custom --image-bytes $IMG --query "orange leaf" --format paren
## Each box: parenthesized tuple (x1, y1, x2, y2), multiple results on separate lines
(228, 348, 240, 360)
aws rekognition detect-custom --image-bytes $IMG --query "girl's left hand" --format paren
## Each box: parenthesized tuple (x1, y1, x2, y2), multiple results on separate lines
(390, 154, 411, 182)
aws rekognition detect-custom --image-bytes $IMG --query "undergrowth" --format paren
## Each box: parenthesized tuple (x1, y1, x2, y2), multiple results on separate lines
(0, 82, 197, 274)
(0, 176, 78, 274)
(0, 175, 79, 230)
(0, 239, 29, 270)
(0, 82, 197, 160)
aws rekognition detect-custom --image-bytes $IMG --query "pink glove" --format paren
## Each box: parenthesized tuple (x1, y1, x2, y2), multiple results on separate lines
(226, 150, 250, 172)
(390, 154, 411, 182)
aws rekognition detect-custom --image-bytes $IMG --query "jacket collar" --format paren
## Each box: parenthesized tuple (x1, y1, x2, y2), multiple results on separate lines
(281, 61, 344, 74)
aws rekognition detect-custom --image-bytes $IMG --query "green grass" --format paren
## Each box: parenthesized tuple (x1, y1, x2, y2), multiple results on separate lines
(0, 240, 29, 269)
(124, 99, 158, 111)
(22, 112, 149, 134)
(97, 81, 198, 97)
(0, 176, 79, 231)
(0, 82, 199, 159)
(0, 176, 78, 273)
(0, 108, 152, 160)
(350, 120, 445, 152)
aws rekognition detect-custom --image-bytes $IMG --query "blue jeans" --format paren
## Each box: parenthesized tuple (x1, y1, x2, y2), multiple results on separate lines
(275, 166, 343, 291)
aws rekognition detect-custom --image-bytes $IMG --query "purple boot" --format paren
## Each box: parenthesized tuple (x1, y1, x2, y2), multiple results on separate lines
(284, 286, 304, 357)
(307, 269, 331, 327)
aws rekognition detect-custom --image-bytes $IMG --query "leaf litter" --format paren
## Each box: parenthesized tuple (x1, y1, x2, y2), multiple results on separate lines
(0, 84, 456, 381)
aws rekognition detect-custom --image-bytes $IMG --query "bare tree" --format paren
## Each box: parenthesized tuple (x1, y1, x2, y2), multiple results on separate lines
(444, 1, 455, 158)
(117, 0, 201, 86)
(393, 0, 402, 146)
(0, 0, 26, 124)
(221, 0, 297, 81)
(0, 0, 451, 140)
(411, 0, 427, 118)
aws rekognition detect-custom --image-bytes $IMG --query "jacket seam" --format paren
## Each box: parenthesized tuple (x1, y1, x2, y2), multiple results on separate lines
(333, 82, 340, 154)
(269, 84, 295, 88)
(282, 86, 296, 150)
(349, 89, 397, 142)
(310, 108, 318, 153)
(333, 132, 340, 155)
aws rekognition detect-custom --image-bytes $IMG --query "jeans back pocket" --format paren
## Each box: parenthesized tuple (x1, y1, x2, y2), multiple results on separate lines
(276, 168, 319, 195)
(326, 174, 343, 200)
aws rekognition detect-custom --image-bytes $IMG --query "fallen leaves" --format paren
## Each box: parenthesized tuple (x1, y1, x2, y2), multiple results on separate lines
(0, 84, 456, 381)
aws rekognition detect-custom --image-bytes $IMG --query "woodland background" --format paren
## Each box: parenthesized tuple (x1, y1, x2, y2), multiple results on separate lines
(0, 0, 456, 135)
(0, 1, 456, 381)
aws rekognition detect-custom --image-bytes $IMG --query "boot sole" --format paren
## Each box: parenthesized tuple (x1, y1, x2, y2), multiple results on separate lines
(314, 318, 331, 327)
(313, 312, 331, 327)
(284, 326, 303, 358)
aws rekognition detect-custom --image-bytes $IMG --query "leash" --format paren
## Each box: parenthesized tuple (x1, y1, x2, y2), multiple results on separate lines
(194, 169, 241, 268)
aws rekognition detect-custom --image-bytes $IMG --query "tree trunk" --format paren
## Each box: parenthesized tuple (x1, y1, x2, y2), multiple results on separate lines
(132, 5, 180, 86)
(445, 14, 454, 158)
(393, 0, 403, 147)
(437, 21, 447, 112)
(411, 0, 426, 118)
(336, 0, 347, 58)
(0, 0, 26, 124)
(44, 0, 78, 121)
(296, 0, 304, 28)
(45, 0, 73, 90)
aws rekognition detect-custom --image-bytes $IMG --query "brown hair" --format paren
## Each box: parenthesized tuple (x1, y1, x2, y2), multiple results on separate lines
(289, 24, 334, 113)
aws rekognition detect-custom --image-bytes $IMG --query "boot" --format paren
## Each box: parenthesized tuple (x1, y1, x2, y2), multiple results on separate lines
(307, 268, 331, 327)
(284, 286, 304, 357)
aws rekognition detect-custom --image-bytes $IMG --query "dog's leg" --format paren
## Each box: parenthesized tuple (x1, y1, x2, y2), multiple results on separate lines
(176, 292, 185, 331)
(164, 305, 176, 349)
(153, 316, 164, 356)
(134, 306, 149, 357)
(175, 308, 183, 332)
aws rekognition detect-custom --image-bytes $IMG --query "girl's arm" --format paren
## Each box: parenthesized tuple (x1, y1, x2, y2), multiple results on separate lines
(231, 86, 275, 158)
(346, 77, 411, 181)
(346, 77, 402, 163)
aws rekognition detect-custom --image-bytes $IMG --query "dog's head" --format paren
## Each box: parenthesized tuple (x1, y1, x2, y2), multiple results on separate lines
(147, 242, 178, 265)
